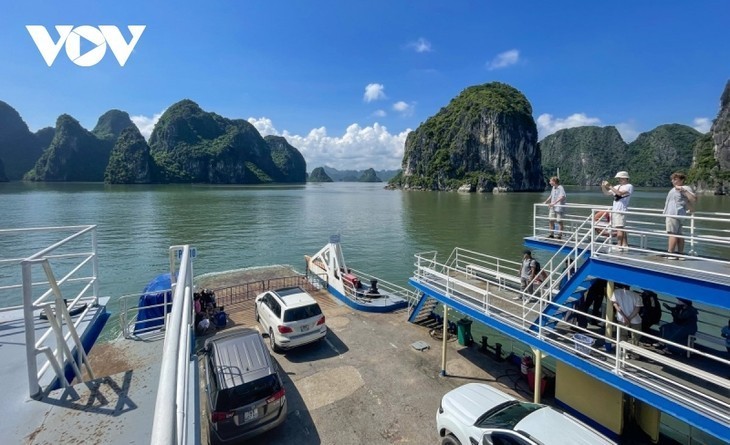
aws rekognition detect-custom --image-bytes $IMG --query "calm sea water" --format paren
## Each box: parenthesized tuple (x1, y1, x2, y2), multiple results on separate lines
(1, 181, 727, 339)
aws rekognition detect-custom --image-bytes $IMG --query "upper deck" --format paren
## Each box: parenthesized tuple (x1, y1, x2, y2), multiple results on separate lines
(408, 204, 730, 443)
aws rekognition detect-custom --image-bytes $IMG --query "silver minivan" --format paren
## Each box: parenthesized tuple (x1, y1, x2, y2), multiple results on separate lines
(203, 328, 287, 444)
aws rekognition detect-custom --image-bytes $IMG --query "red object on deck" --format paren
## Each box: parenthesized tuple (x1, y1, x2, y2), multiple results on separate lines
(342, 273, 360, 287)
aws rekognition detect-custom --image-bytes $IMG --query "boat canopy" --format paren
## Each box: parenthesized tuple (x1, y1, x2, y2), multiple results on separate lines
(134, 273, 173, 333)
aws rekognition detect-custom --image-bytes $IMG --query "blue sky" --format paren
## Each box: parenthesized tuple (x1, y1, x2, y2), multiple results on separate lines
(2, 1, 728, 171)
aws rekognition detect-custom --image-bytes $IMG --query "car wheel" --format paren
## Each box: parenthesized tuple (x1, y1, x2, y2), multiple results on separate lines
(269, 328, 281, 353)
(441, 434, 461, 445)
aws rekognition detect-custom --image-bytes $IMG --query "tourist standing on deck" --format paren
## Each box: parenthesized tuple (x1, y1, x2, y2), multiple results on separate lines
(610, 283, 643, 357)
(518, 250, 537, 297)
(544, 176, 566, 239)
(601, 171, 633, 250)
(663, 172, 696, 259)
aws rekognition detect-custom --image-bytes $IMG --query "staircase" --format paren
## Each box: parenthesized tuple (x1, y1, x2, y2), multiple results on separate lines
(408, 293, 438, 324)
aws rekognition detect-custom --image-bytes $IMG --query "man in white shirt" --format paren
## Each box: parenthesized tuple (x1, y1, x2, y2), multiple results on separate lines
(601, 171, 634, 250)
(544, 176, 566, 239)
(610, 283, 643, 358)
(663, 172, 697, 259)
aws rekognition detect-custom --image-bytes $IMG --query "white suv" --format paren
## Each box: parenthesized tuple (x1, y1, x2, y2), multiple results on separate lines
(255, 287, 327, 352)
(436, 383, 615, 445)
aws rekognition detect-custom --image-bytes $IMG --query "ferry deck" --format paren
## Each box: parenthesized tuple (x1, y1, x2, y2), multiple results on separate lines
(1, 206, 729, 444)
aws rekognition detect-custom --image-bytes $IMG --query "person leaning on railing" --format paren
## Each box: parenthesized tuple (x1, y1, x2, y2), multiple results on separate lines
(663, 172, 697, 260)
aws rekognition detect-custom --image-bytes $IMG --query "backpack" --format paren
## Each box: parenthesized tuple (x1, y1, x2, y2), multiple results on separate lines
(640, 290, 661, 326)
(533, 260, 547, 282)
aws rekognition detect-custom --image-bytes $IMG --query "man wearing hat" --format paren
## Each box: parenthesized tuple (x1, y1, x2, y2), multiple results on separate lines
(601, 171, 634, 250)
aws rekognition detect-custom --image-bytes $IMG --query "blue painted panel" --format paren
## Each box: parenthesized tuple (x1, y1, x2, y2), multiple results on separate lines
(327, 284, 407, 313)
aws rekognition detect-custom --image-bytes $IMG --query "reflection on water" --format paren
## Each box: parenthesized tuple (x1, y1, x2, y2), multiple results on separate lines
(1, 181, 727, 340)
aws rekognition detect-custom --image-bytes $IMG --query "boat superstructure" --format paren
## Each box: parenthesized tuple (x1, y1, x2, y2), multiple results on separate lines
(305, 235, 413, 312)
(408, 204, 730, 443)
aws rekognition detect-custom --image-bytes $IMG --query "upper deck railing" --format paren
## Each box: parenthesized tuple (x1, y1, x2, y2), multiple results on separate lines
(533, 203, 730, 272)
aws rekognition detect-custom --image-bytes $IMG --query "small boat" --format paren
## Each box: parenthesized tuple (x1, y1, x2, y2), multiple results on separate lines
(305, 235, 411, 312)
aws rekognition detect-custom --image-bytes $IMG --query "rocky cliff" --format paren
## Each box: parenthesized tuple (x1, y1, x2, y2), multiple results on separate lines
(105, 125, 158, 183)
(25, 114, 113, 181)
(0, 100, 46, 180)
(148, 99, 306, 184)
(264, 135, 307, 182)
(393, 82, 543, 192)
(539, 126, 627, 186)
(323, 166, 399, 182)
(627, 124, 701, 186)
(694, 80, 730, 193)
(93, 110, 134, 141)
(0, 158, 7, 182)
(308, 167, 333, 182)
(358, 168, 381, 182)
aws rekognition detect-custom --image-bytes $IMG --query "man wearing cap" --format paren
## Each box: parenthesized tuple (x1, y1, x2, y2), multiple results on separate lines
(601, 171, 634, 250)
(518, 250, 537, 298)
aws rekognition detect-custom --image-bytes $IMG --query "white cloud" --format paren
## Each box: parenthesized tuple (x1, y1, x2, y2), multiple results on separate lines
(247, 116, 279, 135)
(248, 117, 409, 171)
(372, 109, 387, 118)
(392, 101, 414, 116)
(692, 117, 712, 133)
(131, 110, 165, 140)
(486, 49, 520, 70)
(363, 83, 386, 102)
(536, 113, 602, 139)
(407, 37, 432, 53)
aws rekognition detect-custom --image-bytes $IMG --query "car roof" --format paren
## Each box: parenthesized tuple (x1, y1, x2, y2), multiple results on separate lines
(443, 383, 515, 425)
(272, 287, 317, 308)
(516, 405, 615, 444)
(207, 328, 273, 390)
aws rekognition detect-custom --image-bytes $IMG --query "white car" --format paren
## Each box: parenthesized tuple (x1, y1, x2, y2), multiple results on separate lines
(436, 383, 615, 445)
(254, 286, 327, 352)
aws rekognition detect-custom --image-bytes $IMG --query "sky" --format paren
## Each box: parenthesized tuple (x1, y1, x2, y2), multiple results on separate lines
(1, 1, 729, 171)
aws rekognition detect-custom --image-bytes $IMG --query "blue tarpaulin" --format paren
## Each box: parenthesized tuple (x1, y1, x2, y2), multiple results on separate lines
(134, 273, 173, 333)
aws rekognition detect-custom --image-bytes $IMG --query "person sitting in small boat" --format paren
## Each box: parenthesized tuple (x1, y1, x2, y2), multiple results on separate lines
(655, 298, 698, 354)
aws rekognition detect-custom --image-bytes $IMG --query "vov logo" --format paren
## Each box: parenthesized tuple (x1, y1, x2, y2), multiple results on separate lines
(26, 25, 146, 67)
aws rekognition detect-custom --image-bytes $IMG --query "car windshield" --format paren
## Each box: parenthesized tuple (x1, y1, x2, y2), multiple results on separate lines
(475, 401, 545, 429)
(216, 374, 279, 411)
(283, 303, 322, 322)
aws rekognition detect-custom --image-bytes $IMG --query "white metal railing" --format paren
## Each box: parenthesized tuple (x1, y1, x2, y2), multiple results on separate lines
(412, 248, 730, 427)
(341, 267, 420, 306)
(534, 204, 730, 266)
(118, 288, 174, 338)
(0, 225, 102, 399)
(150, 245, 196, 445)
